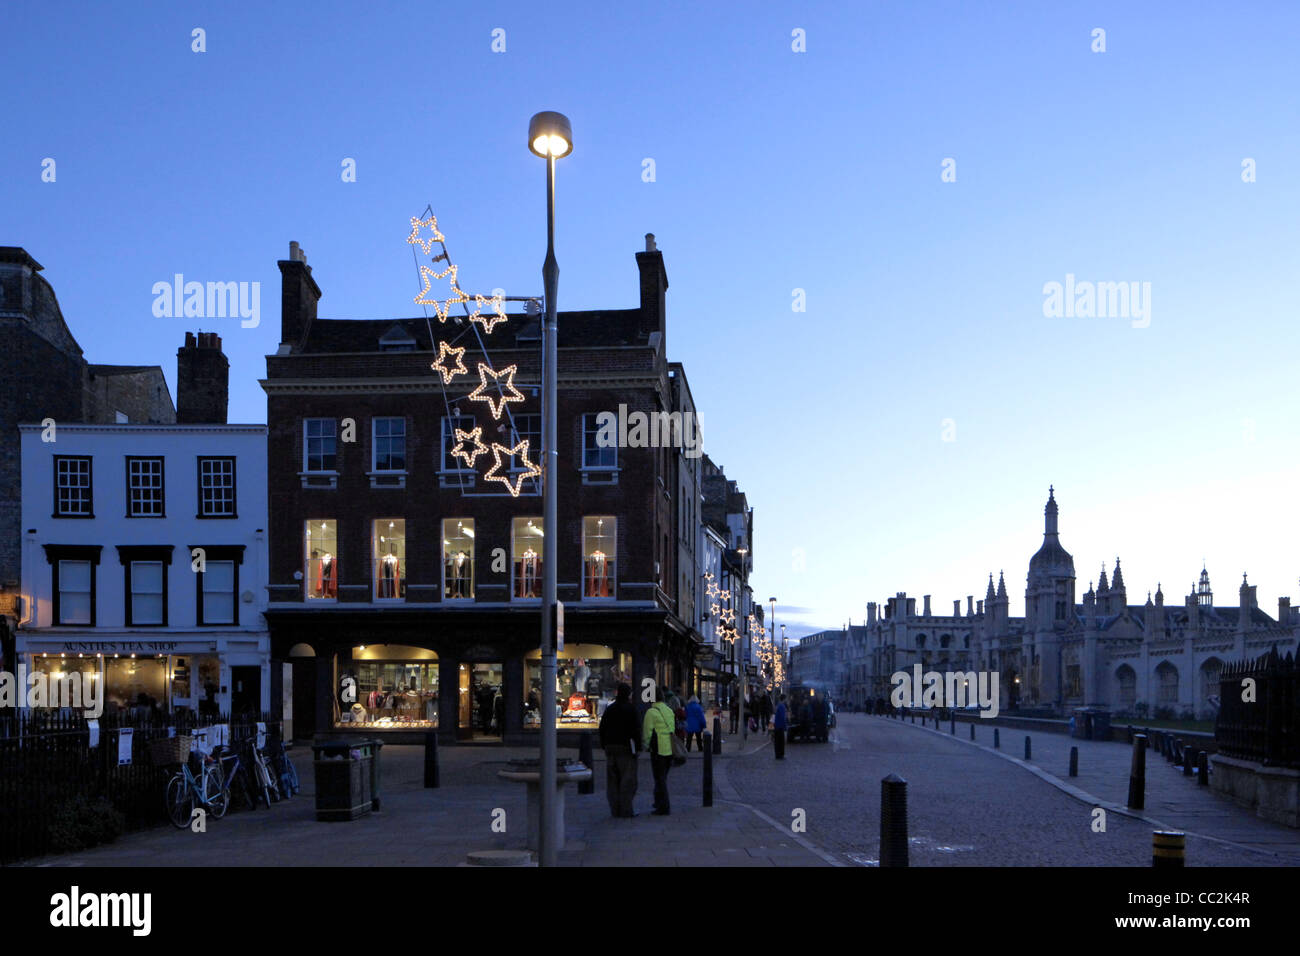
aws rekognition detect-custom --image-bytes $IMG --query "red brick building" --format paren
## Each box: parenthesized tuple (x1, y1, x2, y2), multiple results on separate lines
(262, 236, 705, 743)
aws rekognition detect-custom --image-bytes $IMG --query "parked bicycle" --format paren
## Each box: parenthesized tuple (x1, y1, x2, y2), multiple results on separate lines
(242, 733, 281, 808)
(267, 736, 300, 798)
(164, 750, 229, 828)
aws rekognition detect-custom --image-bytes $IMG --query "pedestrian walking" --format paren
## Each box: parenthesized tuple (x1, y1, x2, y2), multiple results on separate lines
(729, 694, 739, 735)
(760, 693, 772, 733)
(773, 694, 787, 759)
(670, 688, 687, 740)
(598, 682, 640, 818)
(684, 695, 706, 751)
(643, 686, 677, 815)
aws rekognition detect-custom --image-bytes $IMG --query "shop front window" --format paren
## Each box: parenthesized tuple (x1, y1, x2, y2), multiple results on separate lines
(336, 645, 438, 729)
(443, 519, 474, 599)
(524, 644, 631, 730)
(374, 519, 406, 600)
(305, 520, 338, 600)
(103, 655, 168, 716)
(512, 517, 543, 599)
(583, 516, 615, 598)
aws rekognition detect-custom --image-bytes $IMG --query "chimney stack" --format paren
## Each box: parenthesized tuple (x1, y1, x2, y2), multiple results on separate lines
(923, 595, 931, 616)
(967, 596, 974, 616)
(1280, 596, 1291, 624)
(176, 331, 229, 424)
(954, 599, 961, 617)
(279, 241, 321, 352)
(635, 233, 668, 344)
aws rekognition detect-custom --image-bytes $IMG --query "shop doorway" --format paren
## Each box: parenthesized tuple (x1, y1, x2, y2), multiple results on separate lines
(291, 658, 316, 740)
(231, 666, 261, 720)
(458, 662, 504, 741)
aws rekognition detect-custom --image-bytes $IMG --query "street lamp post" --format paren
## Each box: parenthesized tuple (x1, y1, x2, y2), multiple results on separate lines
(737, 547, 747, 744)
(529, 110, 572, 869)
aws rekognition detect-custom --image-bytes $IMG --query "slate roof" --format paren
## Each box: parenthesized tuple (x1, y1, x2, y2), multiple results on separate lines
(298, 309, 645, 353)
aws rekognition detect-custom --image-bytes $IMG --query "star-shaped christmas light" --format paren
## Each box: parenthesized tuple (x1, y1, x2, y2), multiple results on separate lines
(704, 574, 720, 600)
(483, 439, 541, 497)
(720, 605, 736, 626)
(431, 341, 468, 384)
(709, 602, 721, 617)
(406, 216, 445, 254)
(415, 263, 465, 320)
(469, 293, 509, 334)
(467, 363, 525, 419)
(451, 426, 488, 469)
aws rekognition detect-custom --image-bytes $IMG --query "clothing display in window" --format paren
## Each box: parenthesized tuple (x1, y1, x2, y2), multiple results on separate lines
(379, 553, 400, 598)
(315, 554, 337, 598)
(447, 551, 471, 598)
(515, 549, 540, 598)
(585, 551, 611, 597)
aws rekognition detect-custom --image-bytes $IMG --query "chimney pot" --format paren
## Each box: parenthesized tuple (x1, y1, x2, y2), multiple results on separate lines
(645, 233, 656, 252)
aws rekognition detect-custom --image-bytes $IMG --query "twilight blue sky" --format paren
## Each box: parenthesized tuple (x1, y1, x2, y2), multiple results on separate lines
(5, 1, 1299, 638)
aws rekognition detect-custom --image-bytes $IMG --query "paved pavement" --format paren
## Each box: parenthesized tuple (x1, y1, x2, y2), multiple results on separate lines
(723, 713, 1300, 866)
(28, 724, 826, 868)
(27, 714, 1298, 867)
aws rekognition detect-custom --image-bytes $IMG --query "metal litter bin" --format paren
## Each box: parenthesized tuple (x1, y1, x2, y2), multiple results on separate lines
(312, 738, 373, 821)
(1072, 707, 1112, 742)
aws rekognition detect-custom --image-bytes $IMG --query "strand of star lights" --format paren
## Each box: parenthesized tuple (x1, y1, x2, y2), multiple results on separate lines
(483, 440, 542, 497)
(408, 209, 535, 497)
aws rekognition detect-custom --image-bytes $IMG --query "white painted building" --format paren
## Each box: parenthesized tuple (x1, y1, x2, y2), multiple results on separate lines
(15, 422, 270, 718)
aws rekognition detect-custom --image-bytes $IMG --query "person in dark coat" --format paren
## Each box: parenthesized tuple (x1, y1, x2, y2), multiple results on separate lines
(598, 682, 640, 817)
(773, 694, 788, 759)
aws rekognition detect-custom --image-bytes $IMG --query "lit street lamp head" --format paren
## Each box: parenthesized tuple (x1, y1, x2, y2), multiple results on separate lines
(528, 111, 573, 158)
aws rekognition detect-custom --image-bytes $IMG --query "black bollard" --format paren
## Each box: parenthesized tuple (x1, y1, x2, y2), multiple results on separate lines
(880, 774, 909, 868)
(969, 722, 975, 740)
(1069, 746, 1078, 778)
(950, 713, 955, 734)
(1183, 748, 1195, 777)
(712, 716, 722, 754)
(1024, 736, 1031, 760)
(994, 728, 1000, 749)
(703, 732, 713, 807)
(423, 730, 440, 789)
(911, 709, 915, 724)
(1165, 736, 1176, 763)
(578, 732, 594, 794)
(1128, 733, 1147, 809)
(1198, 751, 1210, 786)
(1152, 830, 1185, 868)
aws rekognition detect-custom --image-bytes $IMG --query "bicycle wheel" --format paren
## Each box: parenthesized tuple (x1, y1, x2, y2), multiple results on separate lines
(204, 762, 230, 819)
(284, 754, 300, 795)
(165, 772, 194, 829)
(255, 757, 274, 808)
(233, 761, 257, 811)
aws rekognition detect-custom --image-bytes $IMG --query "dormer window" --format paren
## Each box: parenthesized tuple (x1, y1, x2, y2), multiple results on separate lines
(378, 325, 417, 351)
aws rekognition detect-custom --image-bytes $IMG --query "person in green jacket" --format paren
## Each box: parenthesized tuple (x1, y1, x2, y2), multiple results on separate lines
(642, 686, 676, 815)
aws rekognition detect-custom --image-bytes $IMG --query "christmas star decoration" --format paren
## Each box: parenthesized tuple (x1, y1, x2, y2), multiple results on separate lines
(431, 341, 468, 384)
(720, 590, 730, 602)
(467, 363, 525, 419)
(484, 439, 541, 497)
(451, 426, 488, 469)
(469, 293, 509, 334)
(704, 575, 720, 600)
(720, 605, 736, 626)
(709, 602, 721, 617)
(415, 263, 466, 320)
(406, 216, 445, 254)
